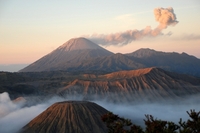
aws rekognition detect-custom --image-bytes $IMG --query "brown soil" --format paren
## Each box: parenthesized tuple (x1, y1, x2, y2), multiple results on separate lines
(20, 101, 108, 133)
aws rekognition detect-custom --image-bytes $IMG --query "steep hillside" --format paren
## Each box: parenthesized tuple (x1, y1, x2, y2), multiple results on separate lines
(58, 67, 200, 102)
(19, 101, 108, 133)
(20, 38, 113, 72)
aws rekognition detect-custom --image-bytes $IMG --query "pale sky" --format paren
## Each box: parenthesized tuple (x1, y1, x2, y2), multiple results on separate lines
(0, 0, 200, 65)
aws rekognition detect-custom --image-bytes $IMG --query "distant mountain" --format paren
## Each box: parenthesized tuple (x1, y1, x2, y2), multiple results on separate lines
(0, 64, 28, 72)
(19, 37, 200, 76)
(19, 101, 108, 133)
(58, 67, 200, 103)
(126, 48, 200, 77)
(72, 48, 200, 76)
(19, 37, 113, 72)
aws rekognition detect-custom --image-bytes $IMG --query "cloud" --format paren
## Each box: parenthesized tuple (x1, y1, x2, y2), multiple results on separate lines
(0, 92, 66, 133)
(0, 104, 47, 133)
(86, 7, 178, 46)
(95, 94, 200, 127)
(0, 92, 200, 133)
(0, 92, 20, 118)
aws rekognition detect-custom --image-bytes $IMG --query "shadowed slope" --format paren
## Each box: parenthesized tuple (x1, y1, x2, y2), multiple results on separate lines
(127, 48, 200, 77)
(20, 101, 108, 133)
(71, 53, 145, 71)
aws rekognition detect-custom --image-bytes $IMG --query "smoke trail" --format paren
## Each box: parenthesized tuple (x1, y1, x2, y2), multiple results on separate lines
(86, 7, 178, 46)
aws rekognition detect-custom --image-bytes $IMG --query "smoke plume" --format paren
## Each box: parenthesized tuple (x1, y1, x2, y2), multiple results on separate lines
(87, 7, 178, 46)
(154, 7, 178, 28)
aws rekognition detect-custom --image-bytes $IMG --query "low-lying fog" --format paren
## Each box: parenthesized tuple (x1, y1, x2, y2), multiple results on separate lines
(0, 92, 200, 133)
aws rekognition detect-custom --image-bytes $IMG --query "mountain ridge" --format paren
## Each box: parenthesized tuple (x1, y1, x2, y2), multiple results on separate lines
(1, 67, 200, 103)
(126, 48, 200, 76)
(57, 67, 200, 102)
(19, 38, 200, 77)
(57, 37, 103, 51)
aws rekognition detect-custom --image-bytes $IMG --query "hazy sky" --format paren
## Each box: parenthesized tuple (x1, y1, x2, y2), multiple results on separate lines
(1, 0, 200, 65)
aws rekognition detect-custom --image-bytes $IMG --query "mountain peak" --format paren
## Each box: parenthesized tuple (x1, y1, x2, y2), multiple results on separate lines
(128, 48, 159, 58)
(19, 37, 113, 72)
(20, 101, 108, 133)
(57, 37, 103, 52)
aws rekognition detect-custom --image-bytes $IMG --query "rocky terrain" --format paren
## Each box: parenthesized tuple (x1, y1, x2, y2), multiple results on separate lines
(1, 67, 200, 104)
(58, 67, 200, 103)
(19, 101, 108, 133)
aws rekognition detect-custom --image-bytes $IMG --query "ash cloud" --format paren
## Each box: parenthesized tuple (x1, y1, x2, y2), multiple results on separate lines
(86, 7, 178, 46)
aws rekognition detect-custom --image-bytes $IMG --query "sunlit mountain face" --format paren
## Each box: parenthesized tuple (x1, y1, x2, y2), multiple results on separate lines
(19, 101, 108, 133)
(19, 38, 113, 72)
(1, 1, 200, 133)
(1, 37, 200, 133)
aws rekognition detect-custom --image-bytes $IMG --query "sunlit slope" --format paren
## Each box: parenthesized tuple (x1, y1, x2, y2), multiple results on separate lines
(58, 67, 200, 102)
(20, 101, 108, 133)
(20, 37, 113, 72)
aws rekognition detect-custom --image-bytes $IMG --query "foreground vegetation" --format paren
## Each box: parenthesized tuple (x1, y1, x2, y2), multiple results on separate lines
(102, 110, 200, 133)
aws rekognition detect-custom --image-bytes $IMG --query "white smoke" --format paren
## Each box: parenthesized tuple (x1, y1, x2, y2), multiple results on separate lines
(86, 7, 178, 46)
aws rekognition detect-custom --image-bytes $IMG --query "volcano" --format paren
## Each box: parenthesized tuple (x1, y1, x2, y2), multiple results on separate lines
(19, 38, 200, 76)
(20, 37, 113, 72)
(19, 101, 108, 133)
(58, 67, 200, 102)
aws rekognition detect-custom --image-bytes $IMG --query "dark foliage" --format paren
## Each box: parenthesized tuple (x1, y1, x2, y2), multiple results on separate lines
(179, 110, 200, 133)
(101, 110, 200, 133)
(144, 115, 179, 133)
(101, 112, 143, 133)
